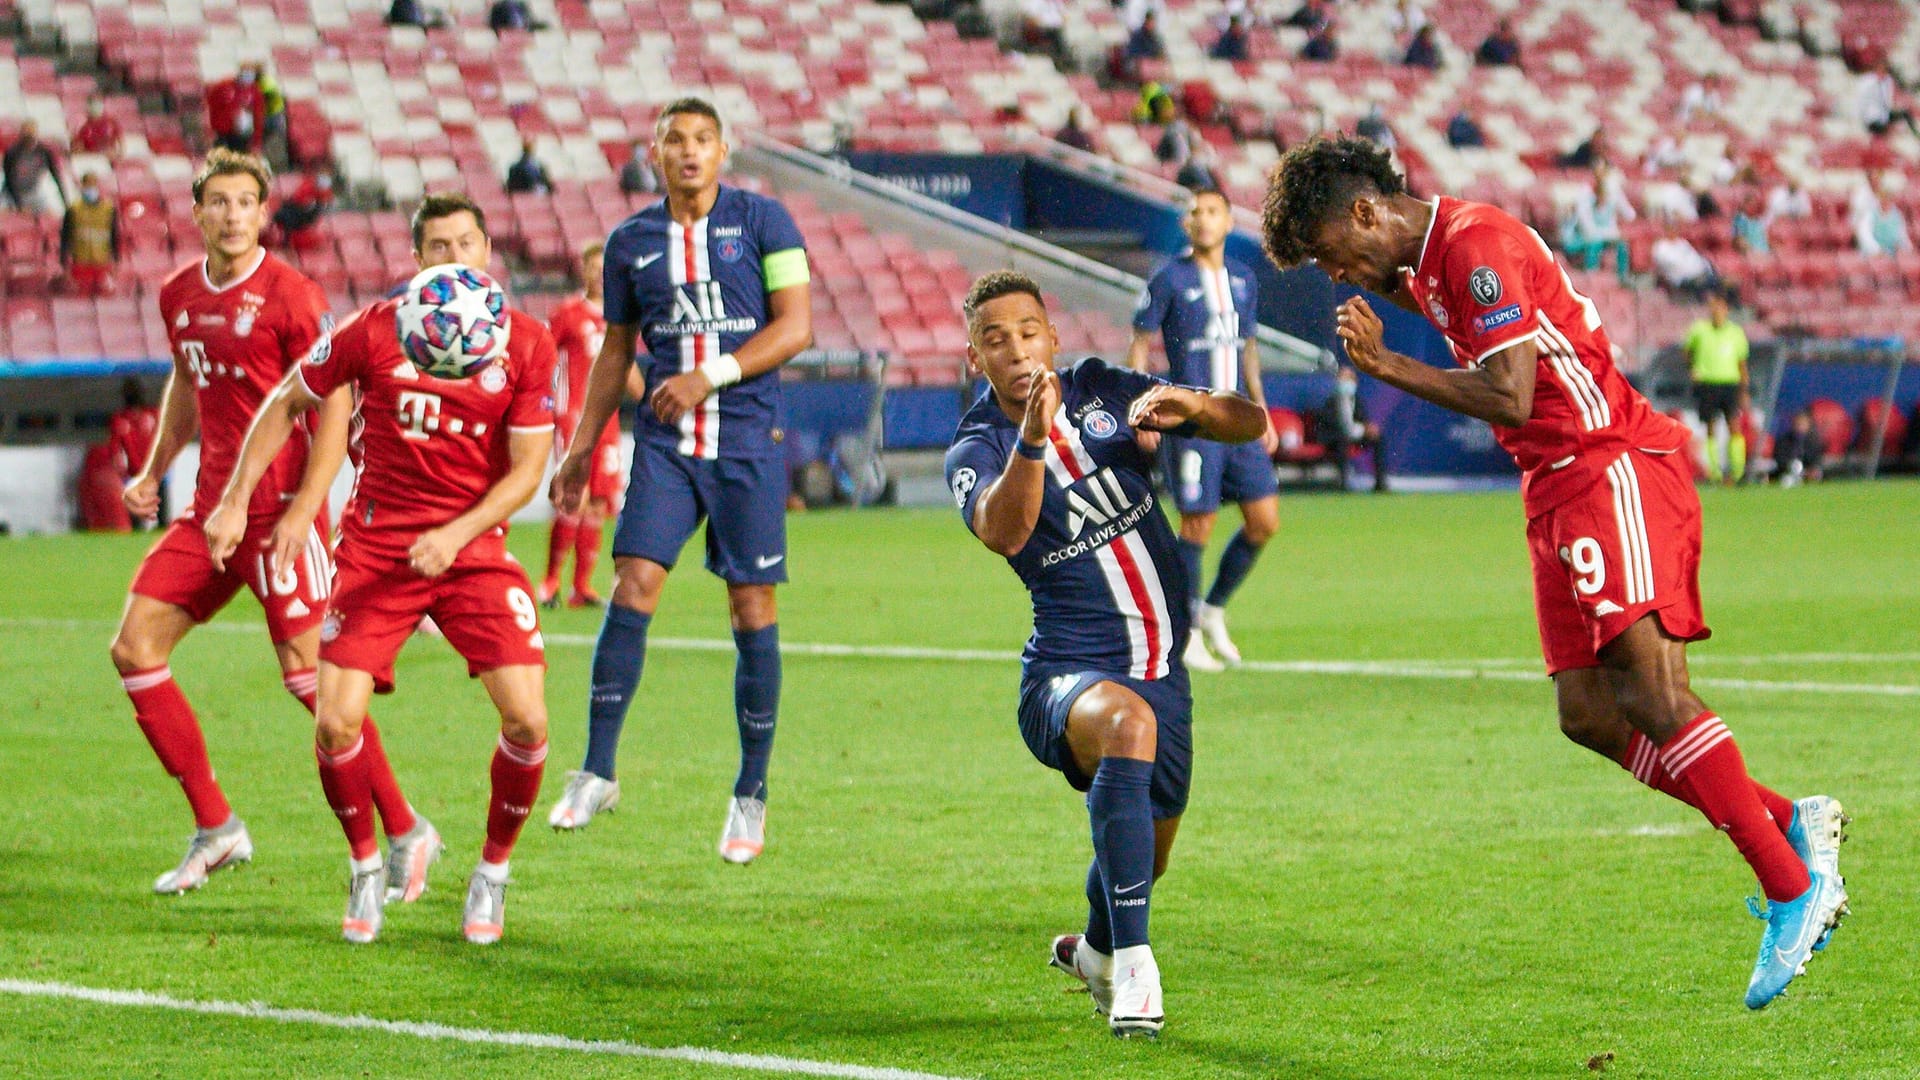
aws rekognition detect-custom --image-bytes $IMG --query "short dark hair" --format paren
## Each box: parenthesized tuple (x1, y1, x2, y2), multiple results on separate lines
(1186, 186, 1231, 211)
(411, 192, 489, 251)
(191, 147, 273, 205)
(1259, 135, 1406, 268)
(963, 270, 1046, 326)
(655, 96, 724, 139)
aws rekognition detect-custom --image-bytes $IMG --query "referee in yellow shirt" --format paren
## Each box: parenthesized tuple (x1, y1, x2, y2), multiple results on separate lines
(1683, 291, 1749, 484)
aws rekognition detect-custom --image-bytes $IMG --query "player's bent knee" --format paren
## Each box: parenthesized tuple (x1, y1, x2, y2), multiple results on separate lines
(1099, 705, 1158, 761)
(499, 707, 548, 747)
(314, 708, 365, 751)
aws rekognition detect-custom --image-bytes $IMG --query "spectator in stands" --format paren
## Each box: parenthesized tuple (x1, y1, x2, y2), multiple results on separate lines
(1560, 176, 1633, 284)
(1857, 63, 1920, 138)
(1643, 178, 1698, 224)
(1210, 14, 1251, 61)
(1640, 134, 1686, 177)
(1762, 175, 1812, 225)
(1054, 106, 1096, 153)
(1155, 111, 1197, 168)
(1732, 192, 1771, 255)
(1445, 108, 1485, 148)
(206, 66, 266, 154)
(506, 139, 554, 195)
(1557, 126, 1608, 169)
(1354, 104, 1395, 151)
(1021, 0, 1070, 68)
(386, 0, 450, 29)
(1311, 366, 1388, 492)
(618, 139, 659, 193)
(60, 171, 118, 296)
(272, 170, 334, 246)
(1300, 18, 1339, 62)
(1852, 178, 1913, 257)
(490, 0, 547, 32)
(1175, 141, 1219, 190)
(1679, 72, 1727, 125)
(1127, 10, 1167, 60)
(1652, 231, 1721, 299)
(1683, 290, 1750, 485)
(1775, 409, 1823, 486)
(4, 121, 68, 214)
(1386, 0, 1427, 42)
(74, 95, 123, 159)
(1402, 24, 1441, 69)
(1475, 18, 1522, 68)
(1121, 0, 1161, 34)
(1283, 0, 1331, 32)
(1132, 81, 1177, 124)
(252, 63, 287, 143)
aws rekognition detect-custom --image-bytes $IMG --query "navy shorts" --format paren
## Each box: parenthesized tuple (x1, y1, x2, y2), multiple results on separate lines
(611, 438, 790, 584)
(1163, 435, 1278, 514)
(1016, 666, 1193, 820)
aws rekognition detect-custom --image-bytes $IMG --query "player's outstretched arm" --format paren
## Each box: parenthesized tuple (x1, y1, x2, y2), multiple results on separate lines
(1125, 329, 1155, 373)
(413, 426, 553, 578)
(268, 383, 354, 576)
(1336, 295, 1537, 427)
(1128, 384, 1267, 445)
(649, 282, 812, 426)
(206, 367, 320, 571)
(970, 368, 1060, 557)
(552, 321, 636, 513)
(1240, 338, 1279, 455)
(124, 361, 200, 520)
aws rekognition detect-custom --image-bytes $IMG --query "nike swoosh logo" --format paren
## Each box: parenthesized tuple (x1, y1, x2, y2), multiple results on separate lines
(755, 555, 784, 569)
(634, 252, 663, 270)
(1114, 880, 1148, 894)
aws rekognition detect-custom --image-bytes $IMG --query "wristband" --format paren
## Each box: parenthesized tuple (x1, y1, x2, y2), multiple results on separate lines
(705, 352, 743, 389)
(1015, 439, 1047, 460)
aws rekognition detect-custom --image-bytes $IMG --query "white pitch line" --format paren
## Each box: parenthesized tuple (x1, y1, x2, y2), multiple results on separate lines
(5, 617, 1915, 697)
(0, 980, 969, 1080)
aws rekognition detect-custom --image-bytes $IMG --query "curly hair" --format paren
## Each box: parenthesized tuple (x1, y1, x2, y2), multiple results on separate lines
(962, 270, 1046, 326)
(1259, 135, 1406, 269)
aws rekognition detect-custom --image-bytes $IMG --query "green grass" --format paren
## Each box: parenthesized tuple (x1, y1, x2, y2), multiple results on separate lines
(2, 482, 1915, 1078)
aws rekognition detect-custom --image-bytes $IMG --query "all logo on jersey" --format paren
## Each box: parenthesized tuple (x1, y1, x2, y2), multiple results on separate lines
(1064, 468, 1135, 539)
(654, 281, 757, 337)
(950, 467, 977, 509)
(1469, 266, 1503, 306)
(1081, 410, 1119, 439)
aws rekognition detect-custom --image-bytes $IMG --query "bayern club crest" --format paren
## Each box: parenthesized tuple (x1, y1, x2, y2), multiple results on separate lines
(479, 364, 508, 393)
(1427, 297, 1449, 327)
(1081, 409, 1119, 439)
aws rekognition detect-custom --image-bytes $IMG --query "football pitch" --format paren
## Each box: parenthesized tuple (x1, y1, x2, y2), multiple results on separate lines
(2, 483, 1914, 1079)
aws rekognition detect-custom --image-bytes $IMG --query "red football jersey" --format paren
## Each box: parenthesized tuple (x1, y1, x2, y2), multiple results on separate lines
(108, 404, 158, 478)
(547, 294, 609, 453)
(1403, 197, 1688, 516)
(298, 299, 557, 560)
(158, 249, 331, 521)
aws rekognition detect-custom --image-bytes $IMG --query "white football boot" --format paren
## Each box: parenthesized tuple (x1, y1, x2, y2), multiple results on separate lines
(1195, 602, 1243, 666)
(462, 870, 508, 945)
(546, 770, 621, 830)
(1107, 945, 1165, 1038)
(1049, 934, 1116, 1016)
(152, 817, 253, 895)
(342, 861, 386, 944)
(384, 816, 444, 903)
(1181, 629, 1224, 673)
(718, 796, 767, 864)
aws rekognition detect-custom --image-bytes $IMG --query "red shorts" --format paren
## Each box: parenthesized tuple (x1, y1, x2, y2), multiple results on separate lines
(130, 512, 333, 643)
(587, 428, 625, 505)
(321, 537, 546, 693)
(1527, 448, 1710, 674)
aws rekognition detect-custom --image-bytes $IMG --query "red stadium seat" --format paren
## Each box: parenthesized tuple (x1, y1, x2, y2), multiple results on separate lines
(1856, 398, 1908, 464)
(1806, 398, 1854, 460)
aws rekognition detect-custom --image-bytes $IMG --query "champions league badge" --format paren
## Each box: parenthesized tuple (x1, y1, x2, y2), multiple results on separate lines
(480, 364, 508, 393)
(1081, 409, 1119, 439)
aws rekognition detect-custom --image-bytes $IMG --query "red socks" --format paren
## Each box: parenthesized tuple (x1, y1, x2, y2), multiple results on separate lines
(124, 666, 231, 829)
(284, 668, 416, 838)
(482, 734, 547, 865)
(543, 515, 579, 596)
(1657, 713, 1810, 902)
(315, 735, 379, 861)
(573, 520, 602, 597)
(1622, 731, 1795, 834)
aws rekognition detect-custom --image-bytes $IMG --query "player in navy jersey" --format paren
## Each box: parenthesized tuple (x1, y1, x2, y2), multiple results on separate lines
(947, 271, 1266, 1037)
(1128, 188, 1279, 672)
(547, 97, 811, 863)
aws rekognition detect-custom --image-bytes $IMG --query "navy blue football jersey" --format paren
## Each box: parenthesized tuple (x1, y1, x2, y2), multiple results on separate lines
(1132, 252, 1258, 392)
(945, 358, 1190, 681)
(603, 185, 808, 460)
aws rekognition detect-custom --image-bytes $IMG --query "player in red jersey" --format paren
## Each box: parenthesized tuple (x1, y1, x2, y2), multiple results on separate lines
(208, 192, 557, 945)
(538, 242, 643, 608)
(1259, 137, 1848, 1010)
(110, 149, 422, 897)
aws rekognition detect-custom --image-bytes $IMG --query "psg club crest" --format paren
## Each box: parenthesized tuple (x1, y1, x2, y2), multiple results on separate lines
(479, 364, 508, 393)
(1081, 410, 1119, 439)
(1469, 266, 1503, 306)
(717, 237, 744, 264)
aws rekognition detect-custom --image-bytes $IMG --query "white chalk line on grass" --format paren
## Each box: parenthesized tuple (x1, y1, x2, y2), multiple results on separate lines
(0, 979, 968, 1080)
(5, 616, 1915, 698)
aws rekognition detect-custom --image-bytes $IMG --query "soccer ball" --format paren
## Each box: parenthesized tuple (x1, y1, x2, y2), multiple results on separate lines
(395, 263, 512, 379)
